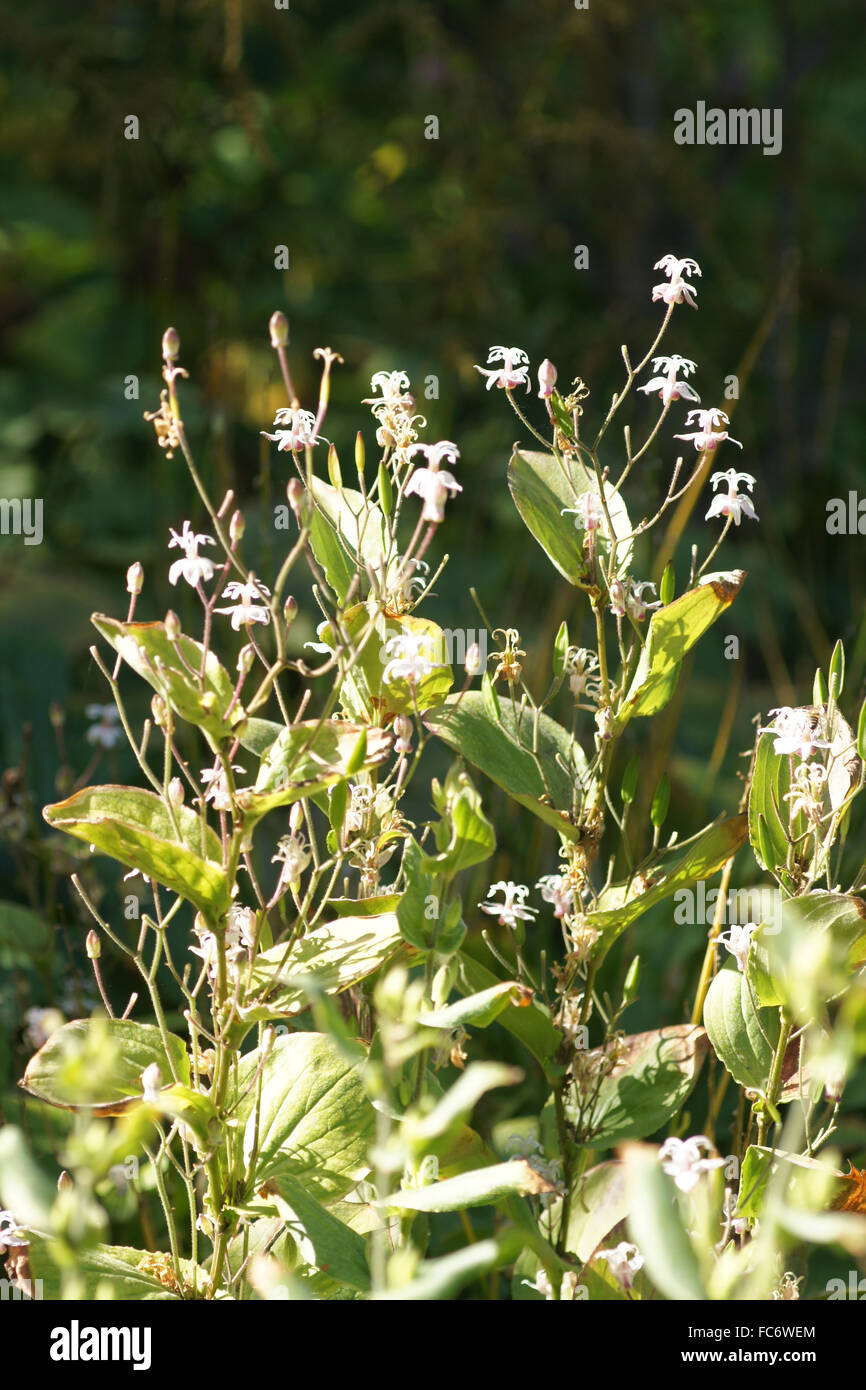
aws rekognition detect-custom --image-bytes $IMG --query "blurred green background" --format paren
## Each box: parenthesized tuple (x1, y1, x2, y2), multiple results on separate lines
(1, 0, 865, 1282)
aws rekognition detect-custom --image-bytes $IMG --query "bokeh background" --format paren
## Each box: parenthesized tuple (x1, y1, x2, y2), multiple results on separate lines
(1, 0, 864, 1289)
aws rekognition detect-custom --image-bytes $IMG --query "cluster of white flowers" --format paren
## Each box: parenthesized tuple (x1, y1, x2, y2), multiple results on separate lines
(363, 369, 426, 461)
(261, 406, 321, 452)
(479, 871, 586, 929)
(759, 705, 831, 835)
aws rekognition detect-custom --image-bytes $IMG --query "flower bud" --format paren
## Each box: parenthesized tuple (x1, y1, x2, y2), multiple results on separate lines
(168, 776, 185, 806)
(57, 1171, 73, 1192)
(393, 714, 413, 755)
(237, 644, 255, 675)
(537, 358, 557, 398)
(355, 430, 366, 481)
(162, 327, 181, 362)
(49, 700, 65, 729)
(283, 595, 298, 625)
(151, 693, 168, 727)
(286, 478, 306, 519)
(86, 929, 101, 960)
(229, 510, 245, 545)
(269, 311, 289, 348)
(165, 610, 181, 641)
(126, 561, 144, 595)
(464, 643, 483, 678)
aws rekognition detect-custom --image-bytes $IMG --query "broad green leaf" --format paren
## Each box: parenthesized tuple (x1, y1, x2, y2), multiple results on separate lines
(323, 605, 454, 718)
(703, 963, 778, 1093)
(508, 448, 632, 584)
(624, 1144, 707, 1300)
(236, 716, 284, 757)
(379, 1159, 556, 1212)
(748, 730, 792, 878)
(424, 691, 588, 843)
(558, 1161, 629, 1262)
(457, 953, 559, 1065)
(92, 614, 245, 742)
(308, 478, 387, 603)
(419, 982, 533, 1032)
(0, 1125, 57, 1230)
(24, 1234, 202, 1299)
(241, 913, 406, 1021)
(373, 1229, 539, 1302)
(233, 1032, 374, 1200)
(584, 815, 748, 946)
(0, 900, 51, 966)
(615, 571, 745, 727)
(266, 1172, 371, 1291)
(240, 719, 392, 826)
(43, 785, 229, 918)
(21, 1017, 190, 1115)
(570, 1025, 707, 1148)
(407, 1063, 523, 1146)
(750, 891, 866, 1015)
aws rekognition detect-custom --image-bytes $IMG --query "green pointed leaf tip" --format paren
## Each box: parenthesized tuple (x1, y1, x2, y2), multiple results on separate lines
(42, 784, 230, 917)
(508, 448, 633, 585)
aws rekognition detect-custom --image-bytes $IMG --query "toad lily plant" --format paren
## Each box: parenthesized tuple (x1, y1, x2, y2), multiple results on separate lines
(2, 266, 866, 1304)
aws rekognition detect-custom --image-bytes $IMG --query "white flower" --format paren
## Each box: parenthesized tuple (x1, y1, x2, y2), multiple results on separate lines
(716, 921, 757, 973)
(215, 576, 272, 630)
(272, 832, 312, 882)
(659, 1135, 726, 1193)
(474, 346, 531, 392)
(610, 578, 661, 621)
(140, 1063, 163, 1104)
(404, 466, 462, 523)
(705, 468, 758, 525)
(227, 904, 257, 950)
(597, 1241, 644, 1290)
(564, 647, 602, 701)
(407, 440, 460, 471)
(675, 407, 742, 453)
(0, 1209, 29, 1249)
(652, 254, 701, 309)
(382, 631, 441, 686)
(638, 354, 700, 406)
(261, 407, 321, 451)
(200, 763, 246, 811)
(536, 874, 574, 919)
(85, 703, 122, 749)
(363, 370, 413, 414)
(24, 1006, 65, 1051)
(478, 880, 538, 930)
(772, 1272, 802, 1301)
(561, 492, 606, 534)
(168, 519, 216, 587)
(722, 1188, 750, 1238)
(537, 358, 557, 399)
(393, 714, 413, 756)
(784, 760, 828, 823)
(759, 706, 829, 760)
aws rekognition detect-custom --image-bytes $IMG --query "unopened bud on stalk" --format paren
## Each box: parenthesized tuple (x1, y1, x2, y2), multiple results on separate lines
(229, 510, 245, 545)
(284, 595, 298, 625)
(537, 358, 557, 399)
(168, 777, 185, 807)
(269, 311, 289, 348)
(165, 610, 181, 641)
(286, 478, 307, 520)
(151, 694, 168, 727)
(57, 1171, 74, 1192)
(393, 714, 413, 755)
(289, 801, 305, 832)
(327, 442, 342, 489)
(355, 430, 366, 481)
(162, 327, 181, 362)
(49, 700, 65, 729)
(86, 929, 101, 960)
(237, 644, 255, 675)
(126, 561, 144, 595)
(261, 1025, 276, 1061)
(464, 643, 483, 678)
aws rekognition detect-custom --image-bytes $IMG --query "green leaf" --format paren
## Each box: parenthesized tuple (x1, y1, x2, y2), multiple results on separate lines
(43, 785, 229, 918)
(266, 1173, 371, 1290)
(92, 614, 245, 742)
(306, 478, 388, 602)
(380, 1159, 555, 1212)
(418, 775, 496, 878)
(750, 891, 866, 1015)
(232, 1032, 375, 1200)
(21, 1017, 190, 1115)
(615, 571, 745, 727)
(236, 716, 284, 757)
(456, 953, 560, 1065)
(748, 730, 792, 878)
(584, 815, 748, 946)
(407, 1063, 523, 1146)
(419, 982, 533, 1032)
(570, 1025, 707, 1148)
(323, 605, 454, 718)
(558, 1161, 629, 1262)
(241, 719, 392, 827)
(424, 691, 587, 843)
(703, 964, 778, 1093)
(25, 1234, 202, 1299)
(0, 900, 51, 967)
(650, 774, 670, 828)
(0, 1125, 57, 1230)
(624, 1144, 707, 1300)
(241, 912, 406, 1021)
(372, 1229, 540, 1301)
(508, 448, 632, 585)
